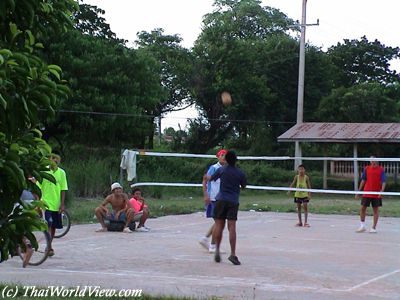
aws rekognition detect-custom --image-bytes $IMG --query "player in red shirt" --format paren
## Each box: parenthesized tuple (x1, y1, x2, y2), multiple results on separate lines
(355, 156, 386, 233)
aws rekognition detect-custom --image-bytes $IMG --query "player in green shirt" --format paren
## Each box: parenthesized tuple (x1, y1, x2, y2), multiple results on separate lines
(37, 153, 68, 257)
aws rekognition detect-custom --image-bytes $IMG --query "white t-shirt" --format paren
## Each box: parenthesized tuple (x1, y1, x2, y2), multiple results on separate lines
(207, 162, 222, 201)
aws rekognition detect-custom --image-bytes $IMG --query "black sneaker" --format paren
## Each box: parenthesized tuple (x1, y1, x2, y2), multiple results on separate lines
(228, 255, 241, 265)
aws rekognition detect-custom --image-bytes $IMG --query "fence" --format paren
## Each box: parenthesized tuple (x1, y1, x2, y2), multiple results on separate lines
(331, 161, 400, 179)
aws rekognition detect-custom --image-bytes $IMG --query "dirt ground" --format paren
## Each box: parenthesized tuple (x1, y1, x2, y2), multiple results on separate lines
(1, 211, 399, 299)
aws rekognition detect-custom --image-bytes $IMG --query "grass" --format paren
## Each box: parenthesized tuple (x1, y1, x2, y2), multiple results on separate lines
(240, 191, 400, 217)
(67, 189, 400, 224)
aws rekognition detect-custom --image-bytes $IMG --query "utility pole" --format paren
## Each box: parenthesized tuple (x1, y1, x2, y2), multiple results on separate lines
(294, 0, 307, 169)
(158, 116, 162, 146)
(294, 0, 318, 169)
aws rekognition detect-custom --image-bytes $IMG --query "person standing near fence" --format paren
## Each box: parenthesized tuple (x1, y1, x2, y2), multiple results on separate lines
(288, 164, 311, 227)
(355, 156, 386, 233)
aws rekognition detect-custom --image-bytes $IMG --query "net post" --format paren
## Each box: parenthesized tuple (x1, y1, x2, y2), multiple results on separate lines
(353, 144, 358, 191)
(323, 145, 328, 189)
(119, 148, 124, 184)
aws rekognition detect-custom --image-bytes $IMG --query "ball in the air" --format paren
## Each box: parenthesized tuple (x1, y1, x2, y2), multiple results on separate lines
(221, 91, 232, 106)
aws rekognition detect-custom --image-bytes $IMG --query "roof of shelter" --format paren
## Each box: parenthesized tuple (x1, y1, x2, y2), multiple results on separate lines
(278, 123, 400, 143)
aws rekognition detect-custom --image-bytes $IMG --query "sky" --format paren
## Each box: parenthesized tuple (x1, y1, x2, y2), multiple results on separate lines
(84, 0, 400, 130)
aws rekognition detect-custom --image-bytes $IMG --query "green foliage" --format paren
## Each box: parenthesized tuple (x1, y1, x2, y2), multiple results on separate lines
(0, 46, 69, 137)
(73, 3, 122, 42)
(0, 0, 76, 262)
(137, 156, 209, 183)
(185, 0, 333, 154)
(136, 29, 193, 114)
(328, 36, 400, 87)
(317, 83, 398, 122)
(64, 148, 120, 198)
(41, 8, 164, 149)
(0, 0, 77, 45)
(201, 0, 296, 40)
(11, 1, 398, 160)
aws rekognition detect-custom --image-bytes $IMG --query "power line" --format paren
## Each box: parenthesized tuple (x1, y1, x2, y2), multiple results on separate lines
(52, 109, 295, 125)
(56, 109, 148, 118)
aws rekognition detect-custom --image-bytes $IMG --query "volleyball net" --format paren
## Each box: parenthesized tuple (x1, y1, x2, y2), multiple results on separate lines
(122, 150, 400, 197)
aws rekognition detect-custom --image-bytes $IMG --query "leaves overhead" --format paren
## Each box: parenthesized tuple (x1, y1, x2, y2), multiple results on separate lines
(186, 0, 299, 152)
(136, 29, 193, 115)
(328, 36, 400, 87)
(0, 0, 77, 263)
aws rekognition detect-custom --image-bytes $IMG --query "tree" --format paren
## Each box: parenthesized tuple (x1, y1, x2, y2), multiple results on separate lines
(0, 0, 77, 262)
(41, 4, 164, 149)
(184, 0, 298, 153)
(136, 29, 193, 148)
(184, 0, 334, 154)
(327, 36, 400, 87)
(317, 83, 398, 122)
(318, 37, 400, 124)
(73, 2, 122, 42)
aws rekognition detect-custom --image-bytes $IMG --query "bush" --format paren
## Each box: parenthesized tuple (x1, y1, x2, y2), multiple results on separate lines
(62, 146, 121, 198)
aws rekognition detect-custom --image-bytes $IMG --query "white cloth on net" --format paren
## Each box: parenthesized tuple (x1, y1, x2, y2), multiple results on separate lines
(120, 149, 137, 181)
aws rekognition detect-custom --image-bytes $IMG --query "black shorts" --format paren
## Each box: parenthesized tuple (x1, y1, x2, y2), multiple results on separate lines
(361, 197, 382, 207)
(213, 200, 239, 221)
(294, 197, 309, 204)
(45, 210, 63, 229)
(205, 202, 216, 218)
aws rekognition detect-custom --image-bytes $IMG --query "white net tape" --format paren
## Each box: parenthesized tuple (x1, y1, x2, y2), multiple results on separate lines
(129, 151, 400, 197)
(133, 150, 400, 162)
(130, 182, 400, 196)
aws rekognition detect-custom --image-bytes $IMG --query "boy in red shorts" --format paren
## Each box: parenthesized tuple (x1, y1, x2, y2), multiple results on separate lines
(355, 156, 386, 233)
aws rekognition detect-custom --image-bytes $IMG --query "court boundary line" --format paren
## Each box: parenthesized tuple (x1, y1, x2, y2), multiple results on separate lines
(0, 267, 349, 293)
(2, 266, 399, 295)
(6, 213, 396, 298)
(346, 269, 400, 291)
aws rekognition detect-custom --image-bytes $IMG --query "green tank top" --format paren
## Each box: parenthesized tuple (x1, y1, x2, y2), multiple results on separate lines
(294, 175, 308, 198)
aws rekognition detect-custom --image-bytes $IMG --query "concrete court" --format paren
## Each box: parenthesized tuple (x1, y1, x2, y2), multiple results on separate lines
(1, 211, 400, 300)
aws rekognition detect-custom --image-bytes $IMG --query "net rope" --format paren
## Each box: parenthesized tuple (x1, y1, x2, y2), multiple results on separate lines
(128, 150, 400, 197)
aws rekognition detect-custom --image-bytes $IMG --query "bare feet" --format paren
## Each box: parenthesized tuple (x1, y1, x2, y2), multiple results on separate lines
(295, 223, 303, 227)
(214, 249, 221, 263)
(22, 245, 33, 268)
(95, 227, 107, 232)
(48, 249, 55, 257)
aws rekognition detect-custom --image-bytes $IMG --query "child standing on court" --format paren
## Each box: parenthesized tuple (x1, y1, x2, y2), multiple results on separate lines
(199, 150, 226, 253)
(207, 150, 246, 265)
(288, 164, 311, 227)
